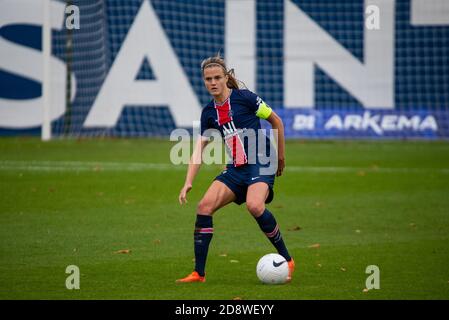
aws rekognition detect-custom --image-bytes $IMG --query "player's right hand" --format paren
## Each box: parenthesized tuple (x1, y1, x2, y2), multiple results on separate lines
(179, 183, 192, 205)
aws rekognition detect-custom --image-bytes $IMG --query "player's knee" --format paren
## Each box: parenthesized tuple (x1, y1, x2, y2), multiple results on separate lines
(197, 199, 215, 215)
(246, 200, 265, 217)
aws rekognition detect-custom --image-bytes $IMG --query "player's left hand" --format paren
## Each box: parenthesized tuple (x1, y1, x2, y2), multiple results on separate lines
(276, 157, 285, 176)
(179, 183, 192, 205)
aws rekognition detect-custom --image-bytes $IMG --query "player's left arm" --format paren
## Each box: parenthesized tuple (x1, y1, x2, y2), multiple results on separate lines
(265, 110, 285, 177)
(255, 101, 285, 177)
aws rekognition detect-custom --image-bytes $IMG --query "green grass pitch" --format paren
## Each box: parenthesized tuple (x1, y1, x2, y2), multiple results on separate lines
(0, 137, 448, 299)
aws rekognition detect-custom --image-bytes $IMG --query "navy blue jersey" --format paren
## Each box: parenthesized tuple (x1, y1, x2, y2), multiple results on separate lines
(200, 89, 274, 167)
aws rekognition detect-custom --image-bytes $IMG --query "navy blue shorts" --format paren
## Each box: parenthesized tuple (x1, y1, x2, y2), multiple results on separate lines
(214, 164, 275, 205)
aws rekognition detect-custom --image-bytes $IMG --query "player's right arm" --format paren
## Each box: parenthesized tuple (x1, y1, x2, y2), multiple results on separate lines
(178, 137, 209, 205)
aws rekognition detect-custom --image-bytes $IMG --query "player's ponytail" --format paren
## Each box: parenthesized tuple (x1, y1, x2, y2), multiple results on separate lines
(226, 68, 240, 90)
(201, 55, 246, 90)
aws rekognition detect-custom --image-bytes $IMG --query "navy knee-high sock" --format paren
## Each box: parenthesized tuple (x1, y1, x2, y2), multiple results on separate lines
(255, 209, 291, 261)
(194, 214, 213, 277)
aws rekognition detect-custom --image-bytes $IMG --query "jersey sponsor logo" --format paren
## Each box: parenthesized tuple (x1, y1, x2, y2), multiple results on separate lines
(222, 121, 238, 136)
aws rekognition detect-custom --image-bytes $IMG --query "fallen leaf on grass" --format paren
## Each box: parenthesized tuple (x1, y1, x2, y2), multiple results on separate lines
(115, 249, 131, 254)
(219, 253, 228, 257)
(308, 243, 320, 249)
(363, 288, 369, 293)
(340, 267, 347, 272)
(288, 226, 302, 231)
(230, 260, 239, 263)
(124, 198, 136, 205)
(233, 297, 243, 300)
(153, 239, 161, 245)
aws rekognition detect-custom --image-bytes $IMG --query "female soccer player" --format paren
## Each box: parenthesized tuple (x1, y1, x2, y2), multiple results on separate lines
(176, 55, 295, 283)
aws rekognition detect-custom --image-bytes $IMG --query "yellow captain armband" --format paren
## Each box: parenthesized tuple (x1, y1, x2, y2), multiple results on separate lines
(255, 101, 272, 120)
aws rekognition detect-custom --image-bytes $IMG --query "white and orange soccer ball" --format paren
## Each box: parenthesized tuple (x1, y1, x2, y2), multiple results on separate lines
(256, 253, 289, 284)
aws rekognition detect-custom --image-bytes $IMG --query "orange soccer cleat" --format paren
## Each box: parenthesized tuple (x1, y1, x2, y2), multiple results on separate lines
(286, 258, 295, 282)
(176, 271, 206, 283)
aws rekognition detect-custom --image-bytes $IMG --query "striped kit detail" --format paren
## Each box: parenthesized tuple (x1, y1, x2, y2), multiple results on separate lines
(265, 224, 282, 243)
(265, 224, 279, 238)
(214, 97, 233, 126)
(214, 97, 248, 167)
(194, 227, 214, 234)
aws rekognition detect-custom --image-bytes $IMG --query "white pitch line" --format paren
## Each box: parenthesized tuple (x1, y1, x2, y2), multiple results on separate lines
(0, 160, 448, 174)
(0, 160, 184, 172)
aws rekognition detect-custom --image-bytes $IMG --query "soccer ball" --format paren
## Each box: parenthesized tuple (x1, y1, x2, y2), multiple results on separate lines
(256, 253, 289, 284)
